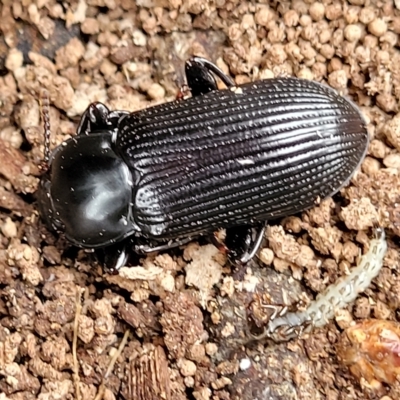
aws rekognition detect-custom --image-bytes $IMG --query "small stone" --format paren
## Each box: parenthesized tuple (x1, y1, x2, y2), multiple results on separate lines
(342, 241, 359, 264)
(335, 309, 354, 330)
(309, 3, 325, 21)
(193, 387, 211, 400)
(328, 70, 348, 90)
(320, 44, 335, 59)
(299, 14, 312, 27)
(184, 376, 195, 387)
(205, 343, 218, 356)
(100, 59, 117, 77)
(188, 344, 206, 362)
(259, 247, 274, 266)
(341, 197, 378, 230)
(0, 126, 23, 149)
(297, 68, 314, 80)
(344, 24, 363, 42)
(354, 297, 371, 319)
(282, 216, 302, 233)
(359, 7, 375, 24)
(239, 358, 251, 371)
(373, 300, 391, 320)
(220, 276, 235, 297)
(147, 83, 165, 101)
(177, 358, 197, 377)
(81, 18, 100, 35)
(5, 48, 23, 72)
(377, 94, 397, 113)
(383, 153, 400, 170)
(368, 18, 387, 37)
(1, 217, 17, 238)
(211, 377, 232, 390)
(383, 114, 400, 152)
(325, 3, 342, 20)
(369, 140, 388, 159)
(255, 6, 274, 27)
(361, 156, 381, 175)
(132, 30, 147, 46)
(283, 9, 299, 27)
(77, 315, 95, 344)
(221, 322, 235, 337)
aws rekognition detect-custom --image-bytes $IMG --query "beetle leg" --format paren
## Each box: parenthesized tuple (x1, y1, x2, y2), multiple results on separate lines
(77, 102, 129, 136)
(96, 240, 129, 273)
(224, 222, 266, 265)
(134, 236, 194, 253)
(210, 231, 229, 254)
(176, 83, 191, 101)
(185, 56, 235, 96)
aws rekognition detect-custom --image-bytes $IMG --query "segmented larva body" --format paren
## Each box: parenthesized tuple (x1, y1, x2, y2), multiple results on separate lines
(265, 228, 387, 342)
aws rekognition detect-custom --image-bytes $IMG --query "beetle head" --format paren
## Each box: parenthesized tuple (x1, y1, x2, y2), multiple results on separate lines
(37, 132, 138, 248)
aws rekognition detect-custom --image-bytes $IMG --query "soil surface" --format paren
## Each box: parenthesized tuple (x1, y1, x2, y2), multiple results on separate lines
(0, 0, 400, 399)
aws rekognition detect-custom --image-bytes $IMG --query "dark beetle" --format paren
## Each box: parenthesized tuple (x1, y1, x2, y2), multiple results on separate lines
(37, 57, 369, 271)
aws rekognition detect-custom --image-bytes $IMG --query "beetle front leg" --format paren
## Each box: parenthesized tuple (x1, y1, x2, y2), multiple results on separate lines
(185, 56, 235, 96)
(95, 239, 129, 273)
(77, 102, 128, 136)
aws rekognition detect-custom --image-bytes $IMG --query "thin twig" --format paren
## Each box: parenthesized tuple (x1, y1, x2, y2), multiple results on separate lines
(105, 329, 130, 379)
(73, 288, 83, 400)
(93, 329, 131, 400)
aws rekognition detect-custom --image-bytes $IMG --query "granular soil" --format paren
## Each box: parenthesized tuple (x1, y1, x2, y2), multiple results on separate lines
(0, 0, 400, 399)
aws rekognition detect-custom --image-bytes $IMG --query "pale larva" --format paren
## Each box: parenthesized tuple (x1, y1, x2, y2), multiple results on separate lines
(255, 228, 387, 342)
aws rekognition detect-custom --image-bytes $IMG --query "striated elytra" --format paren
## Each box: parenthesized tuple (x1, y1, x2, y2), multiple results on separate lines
(37, 57, 369, 270)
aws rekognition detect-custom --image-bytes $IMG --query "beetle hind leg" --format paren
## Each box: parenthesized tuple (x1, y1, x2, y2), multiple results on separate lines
(213, 222, 266, 265)
(185, 56, 235, 97)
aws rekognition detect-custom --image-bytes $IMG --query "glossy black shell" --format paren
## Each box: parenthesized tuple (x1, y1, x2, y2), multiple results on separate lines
(38, 133, 135, 247)
(116, 77, 368, 240)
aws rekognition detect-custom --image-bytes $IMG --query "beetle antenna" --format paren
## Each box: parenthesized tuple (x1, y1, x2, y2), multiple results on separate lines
(39, 89, 51, 172)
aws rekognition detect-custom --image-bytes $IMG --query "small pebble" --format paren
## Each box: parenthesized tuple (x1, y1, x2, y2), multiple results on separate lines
(147, 82, 165, 101)
(255, 6, 274, 27)
(132, 29, 147, 46)
(369, 139, 388, 159)
(177, 358, 197, 377)
(383, 153, 400, 169)
(341, 197, 378, 230)
(359, 7, 376, 25)
(81, 18, 100, 34)
(184, 376, 195, 388)
(368, 18, 387, 37)
(1, 217, 17, 238)
(328, 69, 348, 90)
(309, 3, 325, 21)
(5, 48, 24, 72)
(361, 156, 381, 175)
(259, 247, 274, 266)
(344, 24, 363, 42)
(205, 343, 218, 356)
(383, 113, 400, 152)
(239, 358, 251, 371)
